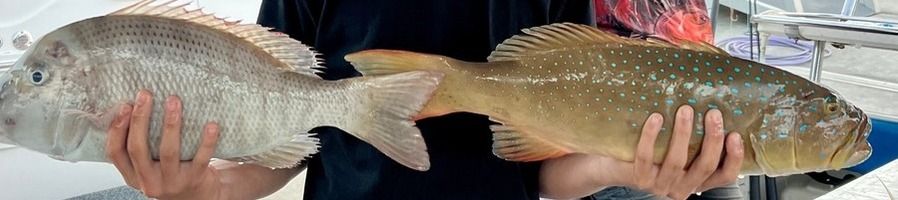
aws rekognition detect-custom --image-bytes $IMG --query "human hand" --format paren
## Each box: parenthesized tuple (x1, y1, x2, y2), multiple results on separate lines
(105, 90, 224, 200)
(598, 106, 745, 200)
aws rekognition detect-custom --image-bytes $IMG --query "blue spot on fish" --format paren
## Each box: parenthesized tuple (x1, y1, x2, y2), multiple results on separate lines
(734, 109, 743, 116)
(693, 67, 700, 72)
(653, 102, 659, 107)
(744, 82, 752, 88)
(755, 77, 761, 82)
(734, 67, 741, 73)
(727, 76, 734, 81)
(709, 104, 718, 109)
(778, 131, 788, 139)
(620, 93, 626, 97)
(674, 53, 680, 58)
(730, 88, 739, 94)
(726, 60, 732, 64)
(760, 134, 768, 140)
(650, 74, 657, 80)
(683, 82, 694, 89)
(679, 65, 685, 71)
(716, 68, 724, 73)
(669, 74, 677, 79)
(635, 65, 641, 70)
(705, 81, 713, 87)
(611, 63, 617, 68)
(705, 61, 711, 66)
(688, 98, 697, 105)
(658, 58, 664, 63)
(665, 99, 674, 105)
(799, 124, 808, 132)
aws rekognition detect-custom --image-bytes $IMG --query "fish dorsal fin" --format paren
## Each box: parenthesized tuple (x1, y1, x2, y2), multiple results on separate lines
(488, 23, 728, 62)
(109, 0, 324, 77)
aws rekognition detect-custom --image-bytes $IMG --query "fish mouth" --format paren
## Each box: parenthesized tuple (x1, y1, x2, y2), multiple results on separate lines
(845, 142, 872, 167)
(845, 110, 873, 167)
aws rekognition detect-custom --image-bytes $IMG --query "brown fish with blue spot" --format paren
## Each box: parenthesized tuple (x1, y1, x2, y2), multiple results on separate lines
(345, 23, 873, 176)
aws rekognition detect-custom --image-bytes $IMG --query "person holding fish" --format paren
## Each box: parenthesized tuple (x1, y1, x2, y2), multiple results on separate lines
(97, 1, 746, 200)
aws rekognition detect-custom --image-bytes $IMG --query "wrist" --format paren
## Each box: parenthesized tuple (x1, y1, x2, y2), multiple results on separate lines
(588, 156, 626, 188)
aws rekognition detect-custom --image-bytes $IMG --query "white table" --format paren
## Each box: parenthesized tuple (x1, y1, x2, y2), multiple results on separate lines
(817, 158, 898, 200)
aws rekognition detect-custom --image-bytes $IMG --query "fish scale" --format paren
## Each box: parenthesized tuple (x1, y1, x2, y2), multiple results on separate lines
(0, 0, 443, 171)
(346, 22, 873, 176)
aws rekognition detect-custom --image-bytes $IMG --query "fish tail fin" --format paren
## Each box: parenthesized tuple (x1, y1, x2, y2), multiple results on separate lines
(345, 71, 444, 171)
(346, 49, 466, 118)
(345, 50, 454, 76)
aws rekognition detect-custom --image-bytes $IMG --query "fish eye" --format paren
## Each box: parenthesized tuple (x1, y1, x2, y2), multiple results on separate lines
(825, 103, 840, 114)
(29, 69, 47, 85)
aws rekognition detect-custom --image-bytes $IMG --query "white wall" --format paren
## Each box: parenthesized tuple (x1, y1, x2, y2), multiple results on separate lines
(0, 0, 262, 199)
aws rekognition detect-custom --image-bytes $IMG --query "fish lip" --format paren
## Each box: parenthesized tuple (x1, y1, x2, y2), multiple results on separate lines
(845, 110, 873, 167)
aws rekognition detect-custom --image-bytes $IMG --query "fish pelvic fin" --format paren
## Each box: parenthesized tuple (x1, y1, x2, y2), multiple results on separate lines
(487, 22, 728, 62)
(345, 50, 455, 76)
(108, 0, 324, 77)
(345, 71, 444, 171)
(490, 124, 570, 162)
(233, 133, 320, 169)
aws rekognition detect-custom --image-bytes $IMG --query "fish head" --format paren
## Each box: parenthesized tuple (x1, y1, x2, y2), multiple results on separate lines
(795, 89, 872, 170)
(823, 94, 873, 169)
(0, 30, 85, 155)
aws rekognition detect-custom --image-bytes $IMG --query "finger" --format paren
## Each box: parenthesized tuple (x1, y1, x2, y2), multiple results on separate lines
(699, 132, 745, 191)
(106, 104, 138, 187)
(192, 122, 220, 176)
(634, 113, 663, 189)
(160, 96, 183, 184)
(653, 105, 693, 194)
(669, 109, 726, 197)
(126, 90, 162, 196)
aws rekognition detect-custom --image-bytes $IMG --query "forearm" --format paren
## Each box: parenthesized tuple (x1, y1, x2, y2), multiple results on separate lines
(539, 154, 621, 200)
(211, 159, 305, 200)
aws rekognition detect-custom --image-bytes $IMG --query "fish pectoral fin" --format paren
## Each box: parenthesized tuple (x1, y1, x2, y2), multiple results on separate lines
(490, 124, 569, 162)
(231, 133, 319, 169)
(60, 109, 105, 128)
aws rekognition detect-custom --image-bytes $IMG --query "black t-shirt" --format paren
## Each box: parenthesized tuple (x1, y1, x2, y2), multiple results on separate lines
(256, 1, 595, 199)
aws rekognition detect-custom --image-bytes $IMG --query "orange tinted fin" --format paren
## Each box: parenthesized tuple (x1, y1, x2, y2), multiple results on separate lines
(490, 124, 569, 161)
(345, 50, 454, 76)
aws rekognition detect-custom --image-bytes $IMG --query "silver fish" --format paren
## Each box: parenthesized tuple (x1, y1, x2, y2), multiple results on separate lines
(0, 0, 441, 171)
